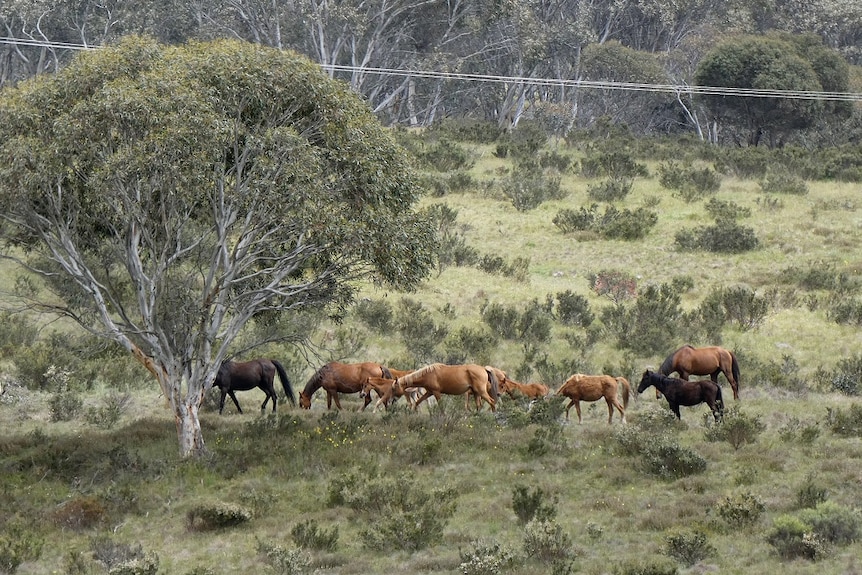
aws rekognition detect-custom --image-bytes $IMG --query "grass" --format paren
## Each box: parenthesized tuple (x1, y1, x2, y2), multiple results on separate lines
(4, 136, 862, 573)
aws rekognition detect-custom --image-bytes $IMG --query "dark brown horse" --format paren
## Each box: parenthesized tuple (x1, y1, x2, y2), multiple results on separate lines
(660, 344, 740, 400)
(212, 359, 296, 414)
(299, 362, 394, 411)
(637, 370, 723, 422)
(555, 373, 630, 424)
(392, 363, 500, 412)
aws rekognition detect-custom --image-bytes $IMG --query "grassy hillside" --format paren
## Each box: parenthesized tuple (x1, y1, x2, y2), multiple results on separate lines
(3, 132, 862, 574)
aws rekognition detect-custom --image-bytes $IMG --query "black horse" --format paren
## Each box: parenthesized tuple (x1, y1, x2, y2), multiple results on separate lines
(637, 370, 723, 422)
(212, 359, 296, 414)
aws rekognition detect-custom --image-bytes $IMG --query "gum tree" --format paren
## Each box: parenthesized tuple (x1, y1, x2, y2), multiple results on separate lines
(0, 36, 436, 457)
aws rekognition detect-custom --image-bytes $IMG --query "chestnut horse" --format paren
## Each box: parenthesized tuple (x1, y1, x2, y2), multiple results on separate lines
(660, 345, 740, 400)
(299, 362, 394, 410)
(499, 378, 550, 399)
(393, 363, 500, 412)
(555, 373, 630, 424)
(361, 372, 422, 411)
(212, 358, 296, 414)
(637, 370, 723, 422)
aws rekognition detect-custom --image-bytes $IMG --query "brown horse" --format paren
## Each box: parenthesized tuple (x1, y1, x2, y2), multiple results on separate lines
(660, 344, 740, 400)
(299, 362, 393, 410)
(555, 373, 630, 424)
(212, 358, 296, 414)
(392, 363, 500, 412)
(361, 375, 422, 411)
(499, 378, 550, 399)
(638, 370, 723, 422)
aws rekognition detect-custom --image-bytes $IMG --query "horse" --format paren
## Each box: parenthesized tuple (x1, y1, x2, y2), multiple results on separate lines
(555, 373, 630, 424)
(637, 369, 723, 422)
(362, 375, 424, 411)
(660, 344, 740, 400)
(392, 363, 500, 412)
(212, 358, 296, 415)
(499, 378, 550, 400)
(299, 362, 394, 411)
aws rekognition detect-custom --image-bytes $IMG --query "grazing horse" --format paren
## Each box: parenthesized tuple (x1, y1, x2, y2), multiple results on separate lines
(637, 370, 723, 422)
(393, 363, 500, 412)
(660, 345, 740, 400)
(299, 362, 393, 411)
(555, 373, 630, 424)
(499, 378, 550, 400)
(212, 358, 296, 414)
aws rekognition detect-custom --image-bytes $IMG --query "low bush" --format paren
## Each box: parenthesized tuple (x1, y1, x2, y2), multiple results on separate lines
(703, 408, 766, 449)
(458, 539, 517, 575)
(663, 530, 715, 566)
(51, 496, 107, 530)
(256, 540, 311, 575)
(290, 519, 338, 552)
(639, 436, 707, 479)
(675, 222, 759, 253)
(512, 484, 558, 525)
(523, 519, 575, 563)
(765, 514, 825, 560)
(799, 501, 862, 545)
(613, 558, 679, 575)
(714, 492, 765, 528)
(554, 290, 594, 327)
(587, 176, 633, 202)
(0, 519, 44, 574)
(186, 501, 252, 531)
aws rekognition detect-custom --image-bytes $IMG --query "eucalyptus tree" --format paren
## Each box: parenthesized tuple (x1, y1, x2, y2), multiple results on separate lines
(0, 36, 436, 457)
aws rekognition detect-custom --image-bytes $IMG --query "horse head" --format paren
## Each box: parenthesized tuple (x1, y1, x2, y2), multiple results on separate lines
(636, 370, 654, 394)
(299, 392, 312, 409)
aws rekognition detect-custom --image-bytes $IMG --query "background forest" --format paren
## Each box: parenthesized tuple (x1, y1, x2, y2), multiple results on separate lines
(3, 1, 862, 574)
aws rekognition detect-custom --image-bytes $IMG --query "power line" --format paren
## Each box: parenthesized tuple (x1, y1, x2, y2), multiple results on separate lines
(2, 36, 860, 102)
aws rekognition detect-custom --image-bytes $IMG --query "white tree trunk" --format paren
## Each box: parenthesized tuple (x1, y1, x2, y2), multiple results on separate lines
(175, 394, 207, 458)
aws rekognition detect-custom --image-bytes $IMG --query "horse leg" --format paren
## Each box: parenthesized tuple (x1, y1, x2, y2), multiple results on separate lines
(228, 390, 243, 414)
(218, 390, 227, 415)
(670, 402, 681, 420)
(575, 401, 583, 424)
(605, 398, 614, 424)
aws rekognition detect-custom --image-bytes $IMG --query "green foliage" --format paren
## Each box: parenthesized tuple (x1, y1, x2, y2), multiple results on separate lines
(49, 390, 83, 422)
(415, 139, 474, 172)
(601, 283, 684, 355)
(50, 496, 108, 530)
(674, 221, 759, 253)
(714, 492, 765, 528)
(796, 475, 829, 509)
(704, 198, 751, 221)
(0, 519, 44, 574)
(827, 354, 862, 395)
(658, 161, 721, 202)
(502, 159, 565, 211)
(256, 540, 311, 575)
(186, 501, 252, 531)
(703, 407, 766, 449)
(662, 530, 715, 566)
(512, 485, 558, 525)
(613, 558, 678, 575)
(89, 536, 157, 574)
(0, 311, 38, 357)
(84, 392, 132, 429)
(443, 326, 498, 365)
(798, 501, 862, 545)
(522, 519, 575, 563)
(639, 436, 707, 479)
(554, 290, 594, 327)
(352, 298, 393, 331)
(760, 169, 809, 195)
(458, 539, 517, 575)
(765, 514, 821, 559)
(553, 204, 658, 240)
(580, 148, 648, 180)
(587, 177, 633, 202)
(591, 270, 638, 302)
(395, 298, 448, 362)
(289, 519, 338, 552)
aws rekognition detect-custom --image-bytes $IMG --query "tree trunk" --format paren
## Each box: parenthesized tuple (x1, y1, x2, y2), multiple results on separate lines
(175, 399, 207, 458)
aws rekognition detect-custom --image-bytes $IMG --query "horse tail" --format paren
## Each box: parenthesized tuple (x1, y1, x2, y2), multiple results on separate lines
(731, 352, 741, 392)
(617, 377, 630, 409)
(486, 368, 499, 401)
(272, 360, 296, 406)
(380, 365, 393, 379)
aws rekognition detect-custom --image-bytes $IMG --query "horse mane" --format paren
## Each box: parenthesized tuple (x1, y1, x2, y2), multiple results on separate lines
(397, 363, 444, 386)
(660, 345, 693, 375)
(302, 364, 329, 395)
(380, 365, 393, 379)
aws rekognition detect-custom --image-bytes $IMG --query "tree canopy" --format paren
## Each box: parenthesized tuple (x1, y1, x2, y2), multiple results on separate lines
(0, 36, 437, 456)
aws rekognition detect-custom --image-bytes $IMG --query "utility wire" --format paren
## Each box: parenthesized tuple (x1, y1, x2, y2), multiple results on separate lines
(2, 36, 860, 102)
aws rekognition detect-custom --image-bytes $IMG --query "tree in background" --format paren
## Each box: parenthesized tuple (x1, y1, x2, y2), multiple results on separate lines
(694, 34, 850, 146)
(0, 36, 436, 457)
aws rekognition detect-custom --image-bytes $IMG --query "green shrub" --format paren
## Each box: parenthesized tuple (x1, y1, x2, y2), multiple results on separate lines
(512, 485, 558, 525)
(591, 270, 637, 302)
(704, 198, 751, 221)
(703, 408, 765, 449)
(416, 139, 474, 172)
(601, 283, 684, 355)
(827, 354, 862, 395)
(663, 530, 715, 566)
(600, 206, 659, 240)
(827, 404, 862, 436)
(658, 161, 720, 202)
(395, 298, 448, 362)
(675, 222, 759, 253)
(765, 515, 824, 560)
(796, 475, 829, 509)
(581, 148, 647, 179)
(50, 390, 83, 422)
(701, 285, 769, 331)
(458, 539, 517, 575)
(0, 311, 38, 357)
(587, 177, 633, 202)
(51, 496, 107, 530)
(554, 290, 594, 327)
(353, 298, 393, 331)
(613, 558, 678, 575)
(290, 519, 338, 551)
(502, 161, 565, 211)
(760, 169, 809, 195)
(89, 536, 156, 573)
(799, 501, 862, 545)
(639, 437, 707, 479)
(523, 519, 574, 563)
(714, 492, 765, 528)
(256, 540, 311, 575)
(186, 501, 252, 531)
(552, 205, 597, 233)
(0, 520, 44, 574)
(442, 326, 498, 365)
(481, 302, 520, 339)
(84, 391, 132, 429)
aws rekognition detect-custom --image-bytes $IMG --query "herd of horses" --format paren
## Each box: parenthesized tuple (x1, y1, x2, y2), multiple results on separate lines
(211, 344, 740, 424)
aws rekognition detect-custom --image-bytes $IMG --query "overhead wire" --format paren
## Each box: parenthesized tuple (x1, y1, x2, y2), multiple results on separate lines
(1, 36, 860, 102)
